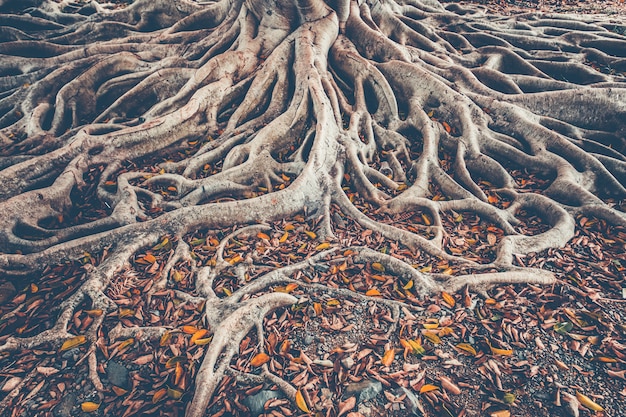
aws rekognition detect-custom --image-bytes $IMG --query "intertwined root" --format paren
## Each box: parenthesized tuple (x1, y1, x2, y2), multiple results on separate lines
(0, 0, 625, 415)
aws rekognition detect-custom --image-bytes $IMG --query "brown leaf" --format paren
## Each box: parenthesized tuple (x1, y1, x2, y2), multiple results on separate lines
(60, 335, 86, 351)
(338, 396, 356, 417)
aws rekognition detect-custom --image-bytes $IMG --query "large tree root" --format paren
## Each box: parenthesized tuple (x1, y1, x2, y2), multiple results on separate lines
(0, 0, 625, 415)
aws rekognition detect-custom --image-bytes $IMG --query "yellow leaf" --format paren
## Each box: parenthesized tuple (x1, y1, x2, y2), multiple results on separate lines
(60, 335, 86, 352)
(172, 269, 183, 282)
(194, 337, 212, 346)
(439, 327, 454, 337)
(381, 349, 395, 366)
(304, 230, 317, 239)
(576, 392, 604, 412)
(295, 389, 310, 413)
(284, 224, 295, 231)
(257, 232, 270, 240)
(119, 308, 135, 318)
(423, 322, 439, 330)
(228, 254, 242, 265)
(456, 343, 477, 356)
(160, 331, 172, 347)
(419, 384, 439, 393)
(503, 393, 516, 404)
(152, 388, 167, 403)
(165, 356, 188, 369)
(420, 266, 432, 273)
(279, 232, 289, 243)
(315, 242, 330, 251)
(366, 289, 381, 297)
(442, 292, 456, 307)
(421, 213, 431, 225)
(326, 299, 340, 306)
(182, 325, 198, 334)
(372, 262, 385, 272)
(403, 280, 414, 290)
(81, 402, 100, 412)
(427, 110, 435, 117)
(407, 339, 425, 355)
(190, 329, 208, 345)
(85, 309, 103, 317)
(250, 353, 270, 367)
(167, 387, 184, 400)
(424, 332, 441, 344)
(489, 411, 510, 417)
(490, 347, 513, 356)
(222, 287, 232, 296)
(152, 237, 169, 250)
(117, 338, 134, 350)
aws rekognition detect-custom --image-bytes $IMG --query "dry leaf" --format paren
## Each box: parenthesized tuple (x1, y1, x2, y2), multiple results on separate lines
(304, 230, 317, 239)
(112, 386, 128, 396)
(381, 349, 395, 366)
(442, 292, 455, 307)
(316, 242, 330, 250)
(1, 377, 22, 392)
(365, 289, 381, 296)
(295, 389, 310, 413)
(576, 392, 604, 411)
(190, 329, 208, 345)
(182, 325, 198, 334)
(489, 411, 510, 417)
(60, 335, 86, 352)
(456, 343, 477, 356)
(250, 353, 270, 367)
(419, 384, 439, 393)
(167, 387, 184, 400)
(152, 388, 167, 403)
(490, 347, 513, 356)
(372, 262, 385, 272)
(80, 402, 100, 412)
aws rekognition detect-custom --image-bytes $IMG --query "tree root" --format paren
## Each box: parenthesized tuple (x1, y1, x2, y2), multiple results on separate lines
(0, 0, 625, 415)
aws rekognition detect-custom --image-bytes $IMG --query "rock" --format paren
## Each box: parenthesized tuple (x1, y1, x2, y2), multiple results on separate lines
(346, 380, 383, 403)
(242, 390, 282, 416)
(0, 281, 16, 305)
(106, 360, 129, 389)
(399, 387, 425, 416)
(53, 392, 77, 417)
(341, 356, 355, 370)
(304, 334, 315, 345)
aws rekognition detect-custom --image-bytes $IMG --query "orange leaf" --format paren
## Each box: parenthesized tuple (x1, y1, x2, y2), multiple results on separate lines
(365, 289, 381, 297)
(313, 302, 323, 315)
(84, 309, 103, 317)
(295, 389, 310, 413)
(112, 386, 128, 396)
(315, 242, 330, 251)
(279, 232, 289, 243)
(160, 331, 172, 347)
(152, 388, 167, 403)
(81, 402, 100, 412)
(442, 121, 451, 133)
(304, 230, 317, 239)
(250, 353, 270, 367)
(490, 347, 513, 356)
(60, 335, 86, 352)
(381, 349, 395, 366)
(174, 362, 185, 386)
(119, 308, 135, 318)
(442, 292, 456, 307)
(257, 232, 270, 240)
(371, 262, 385, 272)
(143, 254, 156, 263)
(190, 329, 208, 345)
(285, 283, 299, 293)
(182, 325, 198, 334)
(489, 411, 510, 417)
(117, 338, 134, 350)
(419, 384, 439, 393)
(576, 392, 604, 411)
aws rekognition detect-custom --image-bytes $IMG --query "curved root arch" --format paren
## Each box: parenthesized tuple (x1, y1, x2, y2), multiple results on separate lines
(0, 0, 625, 416)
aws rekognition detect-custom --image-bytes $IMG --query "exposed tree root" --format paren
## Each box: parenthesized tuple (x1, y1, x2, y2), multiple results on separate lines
(0, 0, 625, 415)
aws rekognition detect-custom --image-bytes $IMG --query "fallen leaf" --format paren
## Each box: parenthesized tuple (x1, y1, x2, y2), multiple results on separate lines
(81, 402, 100, 412)
(419, 384, 439, 393)
(295, 389, 310, 413)
(167, 387, 184, 400)
(250, 353, 270, 367)
(381, 349, 395, 366)
(489, 411, 510, 417)
(456, 343, 477, 356)
(60, 335, 86, 352)
(372, 262, 385, 272)
(316, 242, 330, 250)
(366, 289, 381, 296)
(442, 292, 455, 307)
(576, 392, 604, 411)
(490, 347, 513, 356)
(190, 329, 208, 345)
(304, 230, 317, 239)
(112, 386, 128, 396)
(338, 396, 356, 417)
(152, 388, 167, 403)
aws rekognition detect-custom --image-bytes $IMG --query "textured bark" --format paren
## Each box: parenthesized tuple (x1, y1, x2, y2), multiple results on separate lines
(0, 0, 624, 415)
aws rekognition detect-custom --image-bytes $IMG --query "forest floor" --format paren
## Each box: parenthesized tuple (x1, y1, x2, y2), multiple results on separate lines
(0, 1, 625, 417)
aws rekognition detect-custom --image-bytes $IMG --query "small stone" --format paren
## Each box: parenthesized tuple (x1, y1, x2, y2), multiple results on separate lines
(304, 334, 315, 345)
(106, 361, 129, 389)
(346, 380, 383, 403)
(0, 281, 16, 306)
(313, 359, 334, 368)
(341, 356, 355, 369)
(243, 390, 282, 416)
